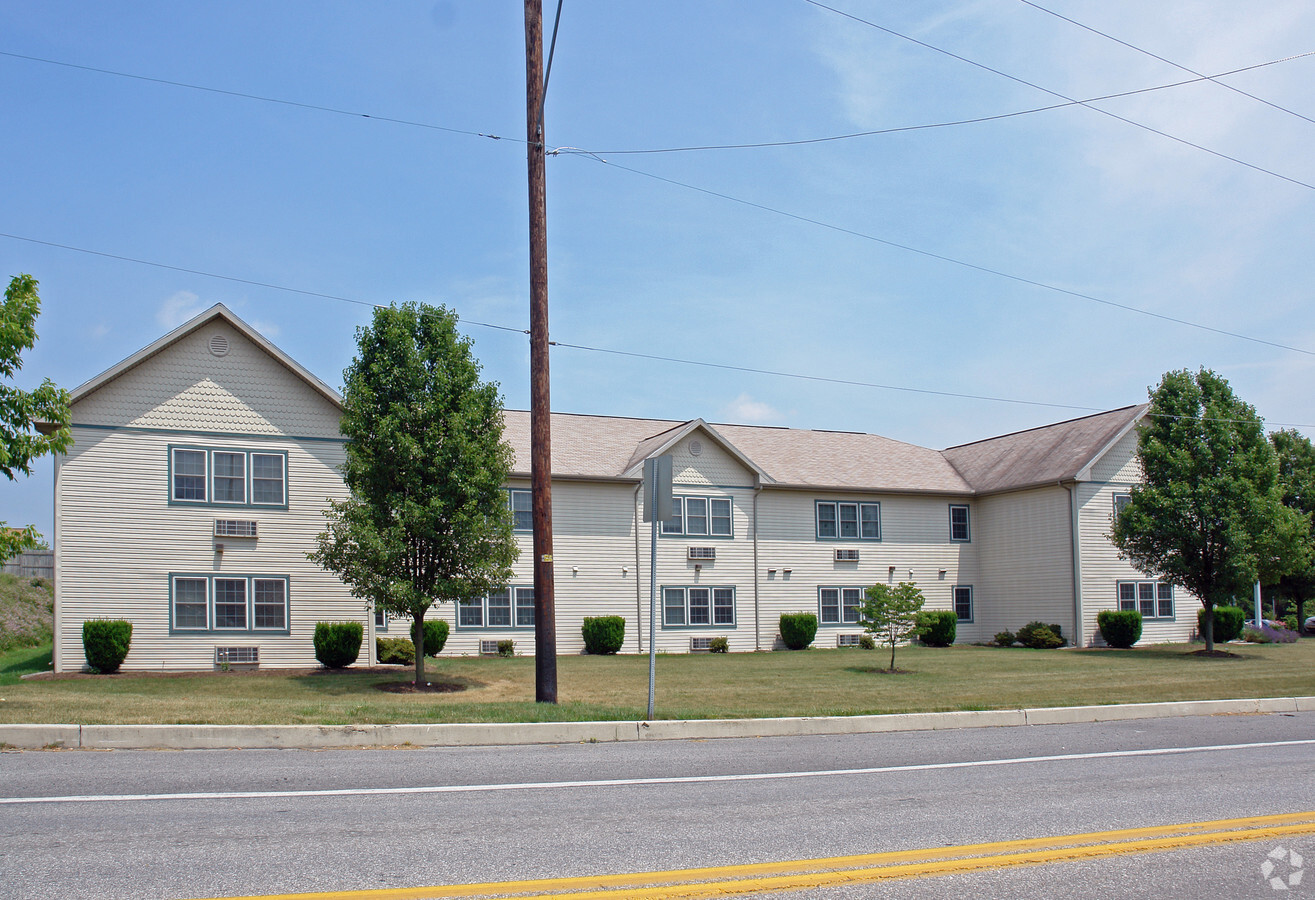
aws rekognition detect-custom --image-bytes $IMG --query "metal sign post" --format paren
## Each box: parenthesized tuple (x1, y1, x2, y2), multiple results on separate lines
(642, 456, 673, 720)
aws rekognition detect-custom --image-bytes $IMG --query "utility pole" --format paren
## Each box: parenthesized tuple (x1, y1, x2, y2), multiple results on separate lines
(525, 0, 557, 703)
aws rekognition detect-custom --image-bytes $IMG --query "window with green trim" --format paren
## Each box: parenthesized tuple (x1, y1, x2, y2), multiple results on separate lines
(169, 447, 287, 509)
(662, 586, 735, 626)
(662, 496, 733, 537)
(819, 587, 864, 625)
(815, 501, 880, 540)
(170, 574, 289, 633)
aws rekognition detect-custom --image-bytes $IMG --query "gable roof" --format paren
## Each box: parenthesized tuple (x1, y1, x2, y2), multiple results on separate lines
(69, 304, 343, 409)
(941, 405, 1147, 494)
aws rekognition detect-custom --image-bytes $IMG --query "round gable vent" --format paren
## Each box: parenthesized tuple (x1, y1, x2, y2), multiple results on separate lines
(209, 334, 230, 357)
(689, 439, 703, 456)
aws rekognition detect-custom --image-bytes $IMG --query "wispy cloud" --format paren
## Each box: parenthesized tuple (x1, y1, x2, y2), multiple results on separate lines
(720, 393, 784, 425)
(156, 291, 205, 329)
(250, 319, 281, 338)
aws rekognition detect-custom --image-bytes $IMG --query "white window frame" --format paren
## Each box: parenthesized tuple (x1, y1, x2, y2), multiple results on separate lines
(662, 496, 733, 538)
(662, 586, 736, 627)
(457, 587, 536, 630)
(953, 585, 974, 623)
(170, 574, 290, 634)
(1117, 580, 1174, 620)
(819, 586, 864, 625)
(169, 446, 288, 509)
(949, 504, 971, 542)
(815, 500, 881, 541)
(508, 489, 532, 533)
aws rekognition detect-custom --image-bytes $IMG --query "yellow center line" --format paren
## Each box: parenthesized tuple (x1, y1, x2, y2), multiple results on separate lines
(198, 811, 1315, 900)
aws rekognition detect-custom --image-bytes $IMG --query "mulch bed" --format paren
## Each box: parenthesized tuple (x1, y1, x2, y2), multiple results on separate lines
(374, 680, 467, 694)
(23, 665, 413, 681)
(1190, 649, 1244, 659)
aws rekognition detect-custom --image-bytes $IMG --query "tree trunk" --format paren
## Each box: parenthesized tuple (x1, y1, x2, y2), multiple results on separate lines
(413, 610, 426, 686)
(1202, 602, 1214, 652)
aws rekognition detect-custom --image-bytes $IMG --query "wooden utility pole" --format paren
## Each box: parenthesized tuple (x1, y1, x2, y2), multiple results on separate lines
(525, 0, 557, 703)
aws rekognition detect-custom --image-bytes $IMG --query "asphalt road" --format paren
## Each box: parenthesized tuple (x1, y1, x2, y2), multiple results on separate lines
(1, 712, 1313, 899)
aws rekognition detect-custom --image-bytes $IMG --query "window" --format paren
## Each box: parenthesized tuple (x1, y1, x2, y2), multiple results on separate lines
(950, 505, 970, 542)
(170, 574, 290, 633)
(662, 586, 736, 627)
(169, 446, 288, 508)
(457, 588, 535, 629)
(953, 585, 973, 622)
(508, 489, 532, 532)
(374, 607, 388, 630)
(819, 587, 863, 625)
(1117, 580, 1174, 619)
(1113, 492, 1132, 520)
(815, 501, 880, 540)
(662, 496, 733, 537)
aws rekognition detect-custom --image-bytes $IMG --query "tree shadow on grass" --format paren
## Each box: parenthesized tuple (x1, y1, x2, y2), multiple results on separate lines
(846, 666, 916, 675)
(289, 671, 486, 696)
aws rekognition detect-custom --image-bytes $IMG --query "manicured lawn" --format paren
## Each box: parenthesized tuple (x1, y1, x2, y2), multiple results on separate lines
(3, 639, 1314, 725)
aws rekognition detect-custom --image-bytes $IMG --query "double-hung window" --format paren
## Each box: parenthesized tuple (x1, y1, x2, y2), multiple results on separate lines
(662, 586, 735, 627)
(953, 585, 974, 622)
(662, 496, 733, 537)
(508, 489, 532, 532)
(1117, 580, 1174, 619)
(819, 587, 863, 625)
(815, 501, 880, 540)
(169, 447, 287, 509)
(457, 588, 535, 629)
(170, 574, 290, 633)
(949, 505, 971, 542)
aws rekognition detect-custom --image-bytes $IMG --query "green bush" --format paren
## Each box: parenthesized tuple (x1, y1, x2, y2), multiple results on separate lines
(1016, 621, 1063, 650)
(1097, 610, 1143, 649)
(82, 619, 132, 673)
(1283, 614, 1299, 632)
(779, 613, 818, 650)
(994, 631, 1016, 647)
(376, 636, 415, 666)
(582, 616, 626, 654)
(916, 610, 957, 647)
(859, 634, 875, 650)
(708, 636, 729, 653)
(409, 619, 449, 657)
(497, 639, 516, 658)
(314, 621, 363, 669)
(1200, 606, 1245, 643)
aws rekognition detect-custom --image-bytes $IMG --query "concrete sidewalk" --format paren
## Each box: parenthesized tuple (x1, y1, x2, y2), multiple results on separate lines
(3, 695, 1312, 750)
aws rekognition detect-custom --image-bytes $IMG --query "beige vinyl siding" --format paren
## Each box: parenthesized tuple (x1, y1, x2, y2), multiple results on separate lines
(1087, 430, 1143, 484)
(755, 491, 982, 648)
(73, 322, 342, 439)
(54, 425, 355, 671)
(974, 486, 1074, 640)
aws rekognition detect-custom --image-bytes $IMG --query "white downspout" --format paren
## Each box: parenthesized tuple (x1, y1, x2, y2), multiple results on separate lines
(752, 484, 763, 651)
(633, 482, 643, 653)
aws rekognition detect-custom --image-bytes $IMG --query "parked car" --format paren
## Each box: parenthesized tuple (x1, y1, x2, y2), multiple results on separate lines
(1304, 615, 1315, 634)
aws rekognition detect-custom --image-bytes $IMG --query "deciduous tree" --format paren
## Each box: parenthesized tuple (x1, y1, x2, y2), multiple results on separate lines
(310, 303, 517, 685)
(859, 581, 925, 672)
(1111, 369, 1305, 651)
(1268, 429, 1315, 627)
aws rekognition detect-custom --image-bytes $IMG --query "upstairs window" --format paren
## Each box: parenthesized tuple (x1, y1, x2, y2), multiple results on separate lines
(662, 496, 733, 537)
(816, 501, 880, 540)
(170, 447, 287, 509)
(508, 489, 533, 532)
(950, 505, 971, 542)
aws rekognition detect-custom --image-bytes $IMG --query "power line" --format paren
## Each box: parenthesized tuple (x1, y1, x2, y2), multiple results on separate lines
(0, 49, 522, 146)
(802, 0, 1315, 192)
(1018, 0, 1315, 127)
(555, 155, 1315, 358)
(577, 53, 1313, 155)
(2, 231, 1310, 430)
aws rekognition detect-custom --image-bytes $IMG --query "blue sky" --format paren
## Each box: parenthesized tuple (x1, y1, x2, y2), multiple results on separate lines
(3, 1, 1313, 542)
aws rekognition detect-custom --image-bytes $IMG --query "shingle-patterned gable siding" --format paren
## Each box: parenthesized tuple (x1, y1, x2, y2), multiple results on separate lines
(73, 323, 343, 440)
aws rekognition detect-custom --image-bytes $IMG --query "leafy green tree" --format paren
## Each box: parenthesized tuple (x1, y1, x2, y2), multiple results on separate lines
(1111, 369, 1307, 651)
(0, 275, 71, 560)
(310, 303, 518, 686)
(859, 581, 926, 672)
(1268, 429, 1315, 627)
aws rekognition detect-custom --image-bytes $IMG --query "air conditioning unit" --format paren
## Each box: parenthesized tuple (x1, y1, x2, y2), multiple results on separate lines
(215, 646, 259, 666)
(836, 633, 863, 647)
(690, 637, 714, 652)
(835, 548, 859, 561)
(215, 519, 258, 538)
(688, 547, 716, 560)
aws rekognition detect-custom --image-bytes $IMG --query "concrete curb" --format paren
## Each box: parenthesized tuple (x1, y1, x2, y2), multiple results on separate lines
(2, 697, 1310, 750)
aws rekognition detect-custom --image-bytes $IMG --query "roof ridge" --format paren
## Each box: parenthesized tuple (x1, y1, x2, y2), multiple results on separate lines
(942, 405, 1143, 451)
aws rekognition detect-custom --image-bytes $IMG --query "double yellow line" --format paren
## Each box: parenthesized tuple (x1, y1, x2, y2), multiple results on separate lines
(209, 811, 1315, 900)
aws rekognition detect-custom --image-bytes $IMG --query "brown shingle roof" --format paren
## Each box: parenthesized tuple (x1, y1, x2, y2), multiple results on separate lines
(941, 405, 1146, 494)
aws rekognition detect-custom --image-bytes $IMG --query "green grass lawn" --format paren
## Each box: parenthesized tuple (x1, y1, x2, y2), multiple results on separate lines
(3, 638, 1314, 726)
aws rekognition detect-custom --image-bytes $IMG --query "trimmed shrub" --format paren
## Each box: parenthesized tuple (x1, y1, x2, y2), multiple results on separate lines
(779, 613, 818, 650)
(994, 631, 1016, 647)
(1283, 614, 1299, 633)
(582, 616, 626, 655)
(82, 619, 132, 673)
(1200, 606, 1245, 643)
(410, 619, 449, 657)
(314, 621, 363, 669)
(1016, 621, 1063, 650)
(858, 634, 875, 650)
(1097, 610, 1143, 649)
(497, 639, 516, 658)
(917, 610, 957, 647)
(376, 636, 415, 666)
(708, 636, 729, 653)
(1243, 623, 1299, 644)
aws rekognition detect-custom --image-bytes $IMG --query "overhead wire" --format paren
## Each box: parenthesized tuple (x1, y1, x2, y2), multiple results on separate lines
(1017, 0, 1315, 127)
(802, 0, 1315, 192)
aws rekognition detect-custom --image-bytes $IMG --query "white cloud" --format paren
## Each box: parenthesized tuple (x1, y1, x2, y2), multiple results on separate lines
(156, 291, 205, 329)
(250, 319, 281, 338)
(719, 393, 784, 426)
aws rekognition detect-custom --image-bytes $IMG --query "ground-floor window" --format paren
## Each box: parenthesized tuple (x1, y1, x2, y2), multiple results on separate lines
(662, 586, 735, 627)
(170, 574, 289, 633)
(457, 587, 535, 629)
(953, 585, 973, 622)
(1118, 580, 1174, 619)
(819, 587, 864, 625)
